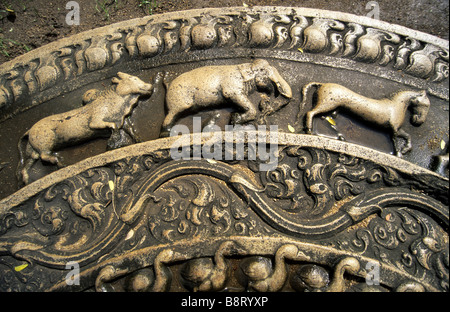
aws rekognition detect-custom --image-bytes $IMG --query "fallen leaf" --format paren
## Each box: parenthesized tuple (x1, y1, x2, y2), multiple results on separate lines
(14, 263, 28, 272)
(325, 116, 336, 126)
(108, 180, 114, 191)
(125, 229, 135, 241)
(243, 2, 249, 7)
(441, 140, 446, 150)
(288, 124, 295, 133)
(206, 158, 217, 164)
(298, 48, 304, 53)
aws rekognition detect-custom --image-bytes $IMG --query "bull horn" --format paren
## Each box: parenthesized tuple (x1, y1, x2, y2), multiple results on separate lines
(117, 72, 130, 79)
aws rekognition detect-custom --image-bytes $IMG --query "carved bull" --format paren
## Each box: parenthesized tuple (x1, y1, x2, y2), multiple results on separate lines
(162, 59, 292, 131)
(17, 72, 154, 185)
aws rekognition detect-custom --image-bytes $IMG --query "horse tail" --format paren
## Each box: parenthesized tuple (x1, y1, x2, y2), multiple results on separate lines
(297, 82, 322, 119)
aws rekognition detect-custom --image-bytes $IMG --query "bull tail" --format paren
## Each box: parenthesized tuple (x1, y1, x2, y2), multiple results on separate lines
(297, 82, 322, 120)
(16, 131, 38, 186)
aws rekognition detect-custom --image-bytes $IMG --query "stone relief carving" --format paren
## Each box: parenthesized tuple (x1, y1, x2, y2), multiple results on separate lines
(162, 59, 292, 132)
(301, 18, 345, 54)
(0, 7, 448, 115)
(0, 7, 448, 293)
(299, 82, 430, 157)
(16, 72, 158, 185)
(0, 135, 448, 291)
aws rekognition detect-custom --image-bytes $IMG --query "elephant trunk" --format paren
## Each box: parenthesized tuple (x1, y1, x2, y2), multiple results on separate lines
(269, 68, 292, 99)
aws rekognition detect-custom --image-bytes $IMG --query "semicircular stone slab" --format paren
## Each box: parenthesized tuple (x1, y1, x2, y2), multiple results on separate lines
(0, 6, 448, 292)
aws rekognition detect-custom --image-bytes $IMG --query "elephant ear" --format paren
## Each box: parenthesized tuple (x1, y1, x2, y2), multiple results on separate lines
(238, 63, 256, 82)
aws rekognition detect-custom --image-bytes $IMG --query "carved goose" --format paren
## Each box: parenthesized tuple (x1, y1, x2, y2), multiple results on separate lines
(326, 257, 360, 292)
(151, 248, 183, 292)
(96, 248, 183, 292)
(246, 244, 309, 292)
(181, 241, 244, 292)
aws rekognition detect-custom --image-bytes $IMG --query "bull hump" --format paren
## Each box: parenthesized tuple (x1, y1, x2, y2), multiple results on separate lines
(93, 91, 126, 108)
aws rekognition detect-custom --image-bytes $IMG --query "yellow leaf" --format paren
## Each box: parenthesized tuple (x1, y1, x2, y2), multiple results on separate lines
(206, 158, 217, 164)
(108, 180, 114, 191)
(441, 140, 446, 150)
(298, 48, 304, 53)
(325, 116, 336, 126)
(288, 124, 295, 133)
(125, 229, 135, 241)
(14, 263, 28, 272)
(243, 2, 248, 7)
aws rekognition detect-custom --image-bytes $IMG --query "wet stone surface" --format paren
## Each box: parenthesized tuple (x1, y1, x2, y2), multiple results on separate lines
(0, 7, 448, 292)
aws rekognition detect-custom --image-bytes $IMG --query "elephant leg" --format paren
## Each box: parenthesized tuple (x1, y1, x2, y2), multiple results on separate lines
(161, 110, 179, 131)
(230, 94, 257, 124)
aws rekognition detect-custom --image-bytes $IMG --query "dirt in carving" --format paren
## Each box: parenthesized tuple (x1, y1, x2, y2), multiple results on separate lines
(0, 0, 448, 64)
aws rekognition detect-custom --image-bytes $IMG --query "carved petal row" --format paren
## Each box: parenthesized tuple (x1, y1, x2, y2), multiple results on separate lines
(0, 7, 448, 115)
(0, 134, 447, 291)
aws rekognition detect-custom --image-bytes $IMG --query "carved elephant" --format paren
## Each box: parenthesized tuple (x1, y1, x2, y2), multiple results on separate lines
(162, 59, 292, 131)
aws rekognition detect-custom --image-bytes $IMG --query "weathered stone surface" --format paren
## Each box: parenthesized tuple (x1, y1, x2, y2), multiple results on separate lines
(0, 7, 448, 292)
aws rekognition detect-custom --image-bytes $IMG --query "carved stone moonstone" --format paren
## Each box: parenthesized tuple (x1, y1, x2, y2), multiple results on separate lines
(0, 6, 448, 293)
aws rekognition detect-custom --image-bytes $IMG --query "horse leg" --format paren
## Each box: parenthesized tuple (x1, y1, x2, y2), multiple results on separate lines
(398, 128, 412, 154)
(122, 117, 140, 142)
(305, 111, 315, 134)
(230, 93, 257, 124)
(393, 128, 411, 157)
(305, 104, 334, 134)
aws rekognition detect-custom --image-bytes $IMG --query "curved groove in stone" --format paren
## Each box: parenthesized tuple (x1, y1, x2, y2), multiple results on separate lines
(1, 132, 447, 213)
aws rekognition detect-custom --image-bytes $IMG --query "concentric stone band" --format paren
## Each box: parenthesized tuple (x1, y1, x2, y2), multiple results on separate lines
(1, 6, 448, 118)
(0, 7, 448, 292)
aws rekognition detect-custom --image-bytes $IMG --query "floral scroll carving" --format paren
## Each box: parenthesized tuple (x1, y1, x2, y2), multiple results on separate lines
(0, 135, 447, 291)
(0, 7, 448, 293)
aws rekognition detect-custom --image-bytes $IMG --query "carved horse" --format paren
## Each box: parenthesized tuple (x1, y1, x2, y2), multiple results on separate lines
(299, 82, 430, 157)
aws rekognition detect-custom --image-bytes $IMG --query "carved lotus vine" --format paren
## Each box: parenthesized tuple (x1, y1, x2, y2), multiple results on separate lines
(0, 139, 448, 291)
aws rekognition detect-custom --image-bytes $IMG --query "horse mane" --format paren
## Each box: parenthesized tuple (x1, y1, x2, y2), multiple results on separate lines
(392, 90, 428, 107)
(99, 87, 118, 99)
